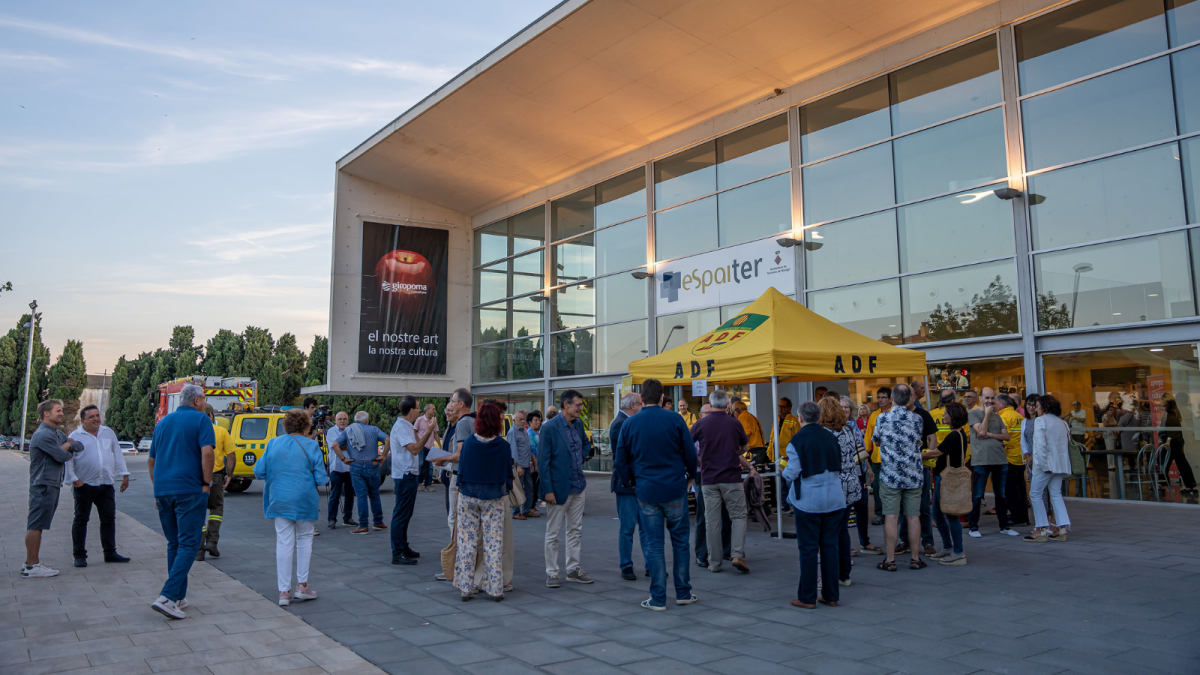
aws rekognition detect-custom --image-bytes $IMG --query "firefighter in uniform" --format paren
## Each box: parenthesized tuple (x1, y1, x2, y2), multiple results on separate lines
(198, 406, 237, 560)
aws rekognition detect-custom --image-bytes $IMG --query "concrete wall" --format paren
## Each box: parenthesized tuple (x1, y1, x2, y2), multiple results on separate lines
(326, 172, 471, 396)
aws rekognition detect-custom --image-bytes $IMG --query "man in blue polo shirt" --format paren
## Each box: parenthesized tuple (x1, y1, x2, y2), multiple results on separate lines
(147, 384, 215, 620)
(615, 378, 699, 611)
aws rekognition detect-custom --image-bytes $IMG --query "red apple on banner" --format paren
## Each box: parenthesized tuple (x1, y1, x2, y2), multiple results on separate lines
(375, 249, 435, 315)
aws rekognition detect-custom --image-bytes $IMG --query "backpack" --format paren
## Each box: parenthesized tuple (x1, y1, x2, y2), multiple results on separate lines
(938, 430, 972, 516)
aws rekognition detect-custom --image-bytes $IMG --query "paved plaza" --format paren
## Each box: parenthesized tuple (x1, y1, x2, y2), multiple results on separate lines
(6, 450, 1200, 675)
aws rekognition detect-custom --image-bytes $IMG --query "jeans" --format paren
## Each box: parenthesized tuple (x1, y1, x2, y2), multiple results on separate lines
(72, 484, 117, 559)
(900, 468, 934, 548)
(931, 476, 963, 554)
(701, 483, 748, 570)
(969, 464, 1010, 531)
(795, 509, 840, 605)
(349, 462, 384, 529)
(390, 473, 418, 556)
(418, 448, 434, 488)
(515, 469, 535, 515)
(274, 517, 314, 592)
(1005, 462, 1029, 525)
(837, 506, 853, 582)
(693, 484, 730, 563)
(1030, 472, 1071, 529)
(155, 492, 207, 602)
(852, 487, 871, 547)
(327, 471, 355, 524)
(639, 497, 692, 606)
(615, 492, 647, 572)
(870, 461, 883, 517)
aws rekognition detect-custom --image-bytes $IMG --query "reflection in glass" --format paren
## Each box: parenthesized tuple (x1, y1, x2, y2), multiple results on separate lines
(1169, 0, 1200, 46)
(474, 261, 507, 305)
(595, 169, 646, 229)
(717, 116, 790, 191)
(474, 303, 507, 344)
(596, 320, 648, 374)
(898, 190, 1014, 273)
(552, 387, 616, 470)
(1173, 46, 1200, 134)
(1191, 229, 1200, 304)
(553, 233, 594, 285)
(1016, 0, 1167, 94)
(509, 336, 545, 381)
(511, 249, 544, 298)
(553, 272, 647, 331)
(807, 280, 903, 343)
(1022, 58, 1176, 170)
(803, 143, 895, 225)
(801, 78, 890, 163)
(473, 300, 543, 344)
(553, 328, 594, 377)
(511, 207, 545, 256)
(805, 211, 898, 288)
(889, 37, 1001, 135)
(655, 196, 717, 261)
(595, 217, 647, 275)
(1034, 232, 1195, 329)
(552, 187, 594, 243)
(717, 175, 792, 247)
(656, 308, 721, 352)
(1028, 143, 1185, 250)
(1183, 136, 1200, 222)
(893, 109, 1007, 203)
(475, 220, 509, 267)
(655, 143, 716, 209)
(553, 281, 595, 331)
(902, 260, 1018, 343)
(473, 343, 508, 383)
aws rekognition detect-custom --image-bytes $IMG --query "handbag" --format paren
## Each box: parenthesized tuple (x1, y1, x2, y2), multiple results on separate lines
(939, 431, 973, 516)
(441, 522, 457, 580)
(507, 466, 526, 509)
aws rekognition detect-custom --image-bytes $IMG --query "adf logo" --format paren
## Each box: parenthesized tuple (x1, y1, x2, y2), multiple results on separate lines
(691, 313, 768, 356)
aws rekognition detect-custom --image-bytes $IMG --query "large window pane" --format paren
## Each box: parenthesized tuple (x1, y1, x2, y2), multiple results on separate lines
(474, 302, 507, 344)
(805, 211, 898, 288)
(512, 207, 545, 256)
(717, 116, 789, 191)
(803, 143, 895, 225)
(655, 143, 716, 209)
(510, 336, 545, 381)
(1183, 136, 1200, 222)
(1173, 46, 1200, 134)
(596, 169, 646, 229)
(474, 338, 545, 383)
(475, 220, 509, 267)
(655, 196, 717, 261)
(1016, 0, 1168, 94)
(552, 187, 594, 242)
(801, 78, 891, 163)
(553, 281, 595, 330)
(553, 329, 594, 377)
(1022, 57, 1176, 170)
(473, 343, 508, 383)
(1029, 143, 1186, 250)
(890, 38, 1002, 134)
(717, 175, 792, 247)
(1168, 0, 1200, 46)
(596, 320, 647, 374)
(897, 190, 1014, 273)
(473, 300, 543, 344)
(807, 279, 903, 343)
(511, 249, 544, 298)
(893, 109, 1007, 203)
(553, 272, 647, 330)
(553, 233, 594, 285)
(1034, 232, 1195, 329)
(474, 261, 507, 305)
(656, 308, 721, 352)
(595, 217, 646, 275)
(901, 260, 1018, 343)
(1191, 228, 1200, 303)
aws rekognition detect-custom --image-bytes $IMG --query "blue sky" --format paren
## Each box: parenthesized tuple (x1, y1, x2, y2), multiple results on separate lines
(0, 0, 553, 373)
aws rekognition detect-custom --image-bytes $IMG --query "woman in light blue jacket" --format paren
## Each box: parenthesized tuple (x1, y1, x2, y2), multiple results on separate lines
(254, 409, 329, 606)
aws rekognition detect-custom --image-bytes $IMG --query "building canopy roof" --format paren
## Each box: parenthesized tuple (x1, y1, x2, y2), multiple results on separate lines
(338, 0, 1001, 216)
(628, 287, 927, 385)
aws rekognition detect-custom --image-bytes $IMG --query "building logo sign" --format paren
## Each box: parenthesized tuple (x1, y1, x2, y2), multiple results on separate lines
(657, 237, 794, 314)
(691, 313, 768, 356)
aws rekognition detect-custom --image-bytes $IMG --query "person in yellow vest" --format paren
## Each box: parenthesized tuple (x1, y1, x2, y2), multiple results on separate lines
(199, 406, 237, 560)
(768, 397, 800, 469)
(864, 386, 893, 525)
(732, 400, 768, 464)
(997, 394, 1030, 527)
(677, 398, 697, 428)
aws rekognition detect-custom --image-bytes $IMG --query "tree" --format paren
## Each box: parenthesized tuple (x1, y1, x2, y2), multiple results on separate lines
(242, 326, 274, 381)
(257, 356, 286, 406)
(305, 336, 327, 387)
(106, 355, 134, 436)
(274, 333, 307, 404)
(1037, 291, 1072, 331)
(0, 281, 11, 295)
(169, 326, 201, 378)
(918, 276, 1018, 342)
(201, 329, 245, 376)
(0, 314, 50, 436)
(48, 340, 87, 432)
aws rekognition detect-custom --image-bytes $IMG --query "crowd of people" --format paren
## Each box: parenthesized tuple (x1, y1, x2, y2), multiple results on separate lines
(17, 376, 1079, 618)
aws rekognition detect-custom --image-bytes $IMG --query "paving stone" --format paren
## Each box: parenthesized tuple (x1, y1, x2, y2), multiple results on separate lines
(571, 640, 658, 665)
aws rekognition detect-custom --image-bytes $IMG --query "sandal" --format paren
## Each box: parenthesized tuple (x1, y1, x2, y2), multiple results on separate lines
(860, 544, 884, 555)
(876, 560, 897, 572)
(909, 559, 927, 570)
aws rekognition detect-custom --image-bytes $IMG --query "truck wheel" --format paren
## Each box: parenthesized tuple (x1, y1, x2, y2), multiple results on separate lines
(226, 478, 252, 493)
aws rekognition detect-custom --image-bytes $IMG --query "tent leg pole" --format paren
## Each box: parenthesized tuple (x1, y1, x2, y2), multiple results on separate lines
(772, 376, 783, 540)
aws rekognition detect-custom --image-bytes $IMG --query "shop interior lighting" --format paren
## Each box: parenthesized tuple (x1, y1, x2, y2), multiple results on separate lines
(1151, 348, 1164, 352)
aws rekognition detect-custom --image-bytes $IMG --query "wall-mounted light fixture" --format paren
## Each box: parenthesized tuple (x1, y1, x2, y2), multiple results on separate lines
(631, 271, 653, 280)
(993, 187, 1022, 200)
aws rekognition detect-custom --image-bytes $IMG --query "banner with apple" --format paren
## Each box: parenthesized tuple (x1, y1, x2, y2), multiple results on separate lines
(358, 222, 449, 374)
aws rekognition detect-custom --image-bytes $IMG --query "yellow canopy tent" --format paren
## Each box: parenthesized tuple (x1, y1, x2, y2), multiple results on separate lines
(627, 287, 927, 537)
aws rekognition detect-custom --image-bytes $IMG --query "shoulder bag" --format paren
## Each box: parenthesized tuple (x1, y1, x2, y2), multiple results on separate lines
(508, 465, 526, 508)
(939, 430, 973, 516)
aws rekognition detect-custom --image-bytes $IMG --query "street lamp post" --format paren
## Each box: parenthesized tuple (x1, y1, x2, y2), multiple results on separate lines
(18, 300, 38, 451)
(1070, 263, 1093, 328)
(660, 325, 685, 352)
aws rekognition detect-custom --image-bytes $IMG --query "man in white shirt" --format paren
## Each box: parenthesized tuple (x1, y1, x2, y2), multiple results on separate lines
(65, 405, 130, 567)
(389, 395, 436, 566)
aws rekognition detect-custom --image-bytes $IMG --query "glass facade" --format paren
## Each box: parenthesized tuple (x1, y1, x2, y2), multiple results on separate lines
(467, 0, 1200, 503)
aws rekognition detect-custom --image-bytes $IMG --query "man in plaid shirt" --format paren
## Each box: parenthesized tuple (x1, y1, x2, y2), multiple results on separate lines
(871, 384, 926, 570)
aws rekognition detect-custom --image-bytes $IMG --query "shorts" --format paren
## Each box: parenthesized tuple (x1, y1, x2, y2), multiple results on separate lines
(27, 484, 61, 531)
(879, 484, 921, 516)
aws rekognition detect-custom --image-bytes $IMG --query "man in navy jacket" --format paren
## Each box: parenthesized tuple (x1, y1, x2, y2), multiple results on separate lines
(615, 378, 699, 611)
(538, 390, 594, 587)
(609, 392, 645, 581)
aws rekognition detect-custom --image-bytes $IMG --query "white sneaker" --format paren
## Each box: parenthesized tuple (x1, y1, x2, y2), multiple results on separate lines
(150, 596, 186, 620)
(434, 572, 447, 581)
(278, 591, 291, 606)
(675, 594, 699, 605)
(1000, 528, 1020, 536)
(177, 598, 189, 610)
(294, 584, 318, 601)
(968, 529, 982, 538)
(20, 563, 59, 579)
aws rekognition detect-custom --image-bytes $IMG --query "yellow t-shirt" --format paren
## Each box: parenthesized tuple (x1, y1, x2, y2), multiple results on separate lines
(866, 409, 884, 464)
(679, 411, 697, 428)
(738, 411, 767, 456)
(212, 423, 235, 472)
(928, 406, 973, 467)
(999, 408, 1025, 466)
(767, 414, 800, 464)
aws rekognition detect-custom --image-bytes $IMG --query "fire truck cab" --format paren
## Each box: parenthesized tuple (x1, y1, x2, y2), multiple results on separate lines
(156, 376, 257, 423)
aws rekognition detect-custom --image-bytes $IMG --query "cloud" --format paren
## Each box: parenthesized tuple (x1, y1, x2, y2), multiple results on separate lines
(0, 15, 456, 83)
(0, 49, 64, 69)
(191, 223, 329, 263)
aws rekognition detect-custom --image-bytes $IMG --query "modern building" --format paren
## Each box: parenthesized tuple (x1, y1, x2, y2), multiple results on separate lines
(315, 0, 1200, 502)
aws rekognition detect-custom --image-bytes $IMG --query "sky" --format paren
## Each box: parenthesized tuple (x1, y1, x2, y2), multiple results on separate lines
(0, 0, 555, 374)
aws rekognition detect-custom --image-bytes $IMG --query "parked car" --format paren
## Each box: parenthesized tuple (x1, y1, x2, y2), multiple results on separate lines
(118, 441, 137, 454)
(137, 436, 152, 451)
